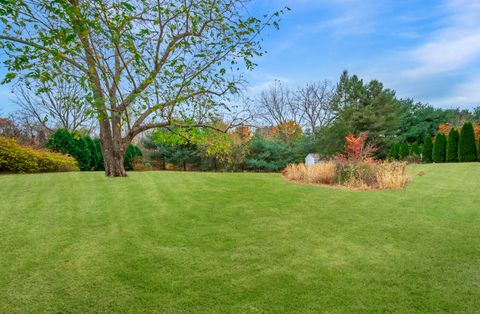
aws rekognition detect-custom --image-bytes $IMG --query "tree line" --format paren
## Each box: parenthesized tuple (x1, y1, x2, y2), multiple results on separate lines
(3, 70, 480, 172)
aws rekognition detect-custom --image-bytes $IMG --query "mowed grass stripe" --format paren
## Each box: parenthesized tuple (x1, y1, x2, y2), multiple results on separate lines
(0, 164, 479, 312)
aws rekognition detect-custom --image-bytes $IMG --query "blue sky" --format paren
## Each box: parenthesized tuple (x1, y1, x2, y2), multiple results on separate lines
(2, 0, 480, 113)
(245, 0, 480, 109)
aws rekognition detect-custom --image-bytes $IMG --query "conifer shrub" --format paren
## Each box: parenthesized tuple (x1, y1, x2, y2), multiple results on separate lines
(46, 129, 91, 170)
(399, 142, 410, 160)
(423, 135, 433, 163)
(124, 144, 143, 170)
(446, 128, 459, 162)
(478, 138, 480, 162)
(410, 142, 420, 156)
(388, 144, 400, 160)
(433, 133, 447, 163)
(93, 139, 104, 170)
(458, 122, 477, 162)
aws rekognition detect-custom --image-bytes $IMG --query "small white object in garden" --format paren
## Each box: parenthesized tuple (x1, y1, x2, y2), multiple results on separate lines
(305, 153, 322, 167)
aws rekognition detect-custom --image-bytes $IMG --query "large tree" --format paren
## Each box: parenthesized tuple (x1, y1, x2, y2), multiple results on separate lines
(0, 0, 285, 176)
(332, 71, 400, 158)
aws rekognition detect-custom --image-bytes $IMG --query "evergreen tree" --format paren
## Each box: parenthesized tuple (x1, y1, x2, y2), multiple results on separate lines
(410, 142, 420, 156)
(399, 142, 410, 160)
(458, 122, 477, 162)
(71, 133, 91, 171)
(46, 128, 91, 170)
(388, 144, 400, 160)
(423, 135, 433, 163)
(124, 144, 143, 171)
(478, 137, 480, 161)
(446, 128, 459, 162)
(433, 133, 447, 163)
(83, 136, 103, 171)
(93, 139, 104, 171)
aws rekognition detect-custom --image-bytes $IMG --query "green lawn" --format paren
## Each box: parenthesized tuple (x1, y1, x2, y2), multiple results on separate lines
(0, 164, 479, 313)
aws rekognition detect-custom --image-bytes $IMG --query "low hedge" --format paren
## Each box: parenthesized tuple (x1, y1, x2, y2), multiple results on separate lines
(0, 137, 79, 173)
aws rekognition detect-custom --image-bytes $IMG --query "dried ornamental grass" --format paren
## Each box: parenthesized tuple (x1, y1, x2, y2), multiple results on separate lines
(283, 160, 410, 190)
(283, 162, 336, 185)
(376, 161, 410, 190)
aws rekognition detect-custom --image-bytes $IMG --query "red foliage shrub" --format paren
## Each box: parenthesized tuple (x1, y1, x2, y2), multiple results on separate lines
(337, 133, 376, 161)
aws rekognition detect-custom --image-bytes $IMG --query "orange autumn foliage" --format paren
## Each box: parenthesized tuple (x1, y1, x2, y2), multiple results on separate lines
(232, 125, 251, 141)
(438, 123, 480, 141)
(272, 120, 302, 144)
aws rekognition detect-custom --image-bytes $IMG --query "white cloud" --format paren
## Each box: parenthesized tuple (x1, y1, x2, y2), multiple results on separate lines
(404, 0, 480, 78)
(431, 76, 480, 107)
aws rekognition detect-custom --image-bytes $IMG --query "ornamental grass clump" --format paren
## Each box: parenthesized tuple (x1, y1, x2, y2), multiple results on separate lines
(282, 162, 336, 185)
(376, 161, 410, 190)
(283, 160, 409, 190)
(283, 133, 410, 190)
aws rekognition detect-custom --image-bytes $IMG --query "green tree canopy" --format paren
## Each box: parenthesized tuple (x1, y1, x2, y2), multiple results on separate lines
(332, 71, 400, 158)
(0, 0, 286, 176)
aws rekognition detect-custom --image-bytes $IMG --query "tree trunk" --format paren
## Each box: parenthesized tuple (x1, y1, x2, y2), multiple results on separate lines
(99, 119, 127, 177)
(103, 146, 126, 177)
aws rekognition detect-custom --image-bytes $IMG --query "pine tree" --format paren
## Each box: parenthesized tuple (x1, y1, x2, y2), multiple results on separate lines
(458, 122, 477, 162)
(410, 142, 420, 156)
(433, 133, 447, 163)
(399, 142, 410, 160)
(423, 135, 433, 163)
(446, 128, 460, 162)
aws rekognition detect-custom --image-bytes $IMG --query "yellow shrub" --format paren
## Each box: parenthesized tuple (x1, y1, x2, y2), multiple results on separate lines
(0, 137, 79, 173)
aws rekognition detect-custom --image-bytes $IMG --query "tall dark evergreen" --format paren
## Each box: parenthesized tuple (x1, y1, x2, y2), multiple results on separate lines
(433, 133, 447, 163)
(458, 122, 477, 162)
(46, 128, 91, 171)
(399, 142, 410, 160)
(388, 144, 400, 160)
(423, 135, 433, 163)
(478, 138, 480, 161)
(410, 142, 420, 156)
(124, 144, 143, 171)
(446, 128, 460, 162)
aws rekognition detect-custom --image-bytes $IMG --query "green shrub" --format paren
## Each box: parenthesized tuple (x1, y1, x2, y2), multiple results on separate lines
(124, 144, 143, 171)
(0, 137, 79, 173)
(93, 139, 104, 170)
(446, 128, 459, 162)
(458, 122, 477, 162)
(388, 144, 399, 160)
(478, 138, 480, 162)
(410, 142, 420, 156)
(433, 133, 447, 163)
(399, 142, 410, 160)
(423, 135, 433, 163)
(46, 129, 91, 171)
(244, 135, 299, 172)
